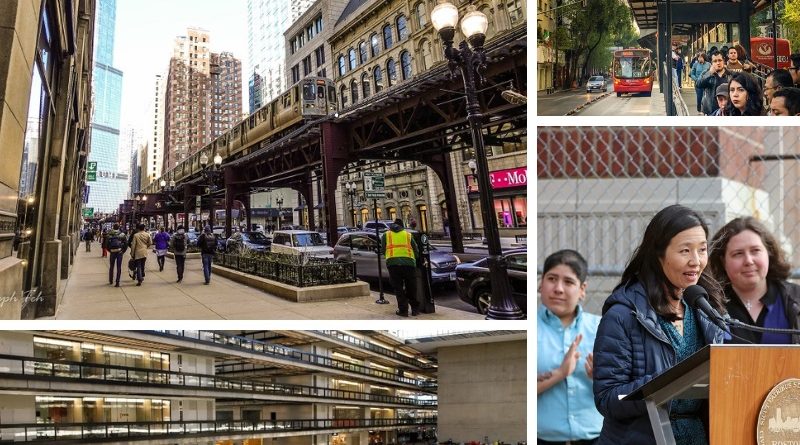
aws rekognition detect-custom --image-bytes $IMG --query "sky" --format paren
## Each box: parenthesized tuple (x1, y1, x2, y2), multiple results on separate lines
(114, 0, 250, 140)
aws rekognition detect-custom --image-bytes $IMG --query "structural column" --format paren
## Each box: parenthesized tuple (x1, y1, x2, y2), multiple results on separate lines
(427, 153, 464, 253)
(320, 122, 353, 245)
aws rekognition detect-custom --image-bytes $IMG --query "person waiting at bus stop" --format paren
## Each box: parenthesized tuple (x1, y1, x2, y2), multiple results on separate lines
(697, 50, 732, 115)
(689, 52, 710, 114)
(381, 218, 420, 317)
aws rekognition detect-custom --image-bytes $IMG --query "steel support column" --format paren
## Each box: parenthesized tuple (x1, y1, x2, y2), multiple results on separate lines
(321, 122, 353, 246)
(305, 172, 315, 231)
(426, 153, 464, 254)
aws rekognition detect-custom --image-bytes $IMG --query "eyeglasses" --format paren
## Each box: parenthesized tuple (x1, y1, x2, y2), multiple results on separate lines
(789, 67, 799, 72)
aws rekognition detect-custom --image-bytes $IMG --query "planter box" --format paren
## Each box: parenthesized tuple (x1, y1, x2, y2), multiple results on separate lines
(211, 264, 370, 302)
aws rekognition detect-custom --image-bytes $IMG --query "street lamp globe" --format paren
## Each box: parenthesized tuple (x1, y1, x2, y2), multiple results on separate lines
(135, 195, 141, 202)
(142, 195, 147, 202)
(460, 6, 488, 48)
(199, 152, 209, 167)
(431, 0, 459, 40)
(468, 159, 477, 173)
(160, 179, 166, 188)
(213, 154, 223, 166)
(169, 180, 176, 188)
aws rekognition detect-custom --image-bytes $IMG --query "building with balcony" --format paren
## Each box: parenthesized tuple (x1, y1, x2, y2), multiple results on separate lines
(0, 330, 524, 444)
(210, 52, 244, 141)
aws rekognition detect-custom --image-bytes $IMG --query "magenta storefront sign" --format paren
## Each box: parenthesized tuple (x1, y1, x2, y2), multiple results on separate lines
(466, 166, 528, 192)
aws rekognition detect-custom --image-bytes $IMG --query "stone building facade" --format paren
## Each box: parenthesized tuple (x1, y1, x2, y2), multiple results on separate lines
(0, 0, 96, 318)
(327, 0, 528, 239)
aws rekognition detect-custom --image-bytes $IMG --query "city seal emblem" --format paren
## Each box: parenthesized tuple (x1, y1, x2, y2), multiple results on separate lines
(757, 378, 800, 445)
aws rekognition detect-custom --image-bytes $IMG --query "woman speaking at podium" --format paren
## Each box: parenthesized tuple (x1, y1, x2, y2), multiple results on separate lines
(593, 205, 726, 445)
(709, 217, 800, 344)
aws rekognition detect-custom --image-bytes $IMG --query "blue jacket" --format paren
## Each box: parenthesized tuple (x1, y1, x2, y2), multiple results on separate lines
(690, 61, 710, 84)
(593, 281, 724, 445)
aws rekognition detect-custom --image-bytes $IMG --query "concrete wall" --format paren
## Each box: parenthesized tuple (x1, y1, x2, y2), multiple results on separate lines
(436, 340, 526, 443)
(171, 398, 215, 421)
(0, 394, 35, 441)
(171, 352, 215, 375)
(0, 331, 33, 372)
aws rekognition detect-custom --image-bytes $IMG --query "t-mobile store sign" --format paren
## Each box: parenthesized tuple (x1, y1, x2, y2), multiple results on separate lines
(466, 166, 527, 192)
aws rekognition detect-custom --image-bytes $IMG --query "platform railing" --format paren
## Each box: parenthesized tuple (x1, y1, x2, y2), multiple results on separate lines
(0, 417, 437, 443)
(146, 330, 435, 389)
(310, 330, 437, 369)
(0, 354, 437, 408)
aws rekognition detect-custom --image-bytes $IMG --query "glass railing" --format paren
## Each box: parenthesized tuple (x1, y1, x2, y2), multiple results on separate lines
(146, 330, 437, 389)
(310, 330, 437, 369)
(0, 354, 437, 408)
(0, 417, 437, 442)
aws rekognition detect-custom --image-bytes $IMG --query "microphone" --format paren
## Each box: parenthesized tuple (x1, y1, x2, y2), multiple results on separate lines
(683, 285, 729, 332)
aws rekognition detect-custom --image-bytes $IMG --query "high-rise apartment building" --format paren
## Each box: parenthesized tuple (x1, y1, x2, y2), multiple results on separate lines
(87, 0, 129, 213)
(247, 0, 315, 111)
(164, 28, 212, 173)
(284, 0, 346, 86)
(142, 74, 166, 187)
(163, 29, 244, 174)
(210, 52, 243, 140)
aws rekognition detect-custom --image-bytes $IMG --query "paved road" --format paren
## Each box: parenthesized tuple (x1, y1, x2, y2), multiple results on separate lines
(537, 86, 611, 116)
(575, 90, 654, 116)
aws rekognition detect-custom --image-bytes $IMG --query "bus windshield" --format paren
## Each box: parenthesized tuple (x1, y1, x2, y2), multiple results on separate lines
(613, 55, 652, 79)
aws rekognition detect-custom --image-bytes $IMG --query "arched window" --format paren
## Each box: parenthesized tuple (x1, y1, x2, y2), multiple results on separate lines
(348, 48, 357, 69)
(373, 66, 384, 93)
(416, 2, 428, 28)
(361, 73, 371, 98)
(481, 6, 495, 38)
(350, 79, 359, 103)
(359, 41, 368, 63)
(338, 56, 346, 76)
(400, 51, 412, 80)
(340, 85, 348, 107)
(370, 33, 380, 57)
(396, 15, 409, 41)
(420, 39, 434, 71)
(383, 25, 393, 49)
(386, 58, 397, 86)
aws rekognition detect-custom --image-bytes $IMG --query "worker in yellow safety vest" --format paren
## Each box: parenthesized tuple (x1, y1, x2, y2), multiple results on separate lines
(381, 218, 420, 317)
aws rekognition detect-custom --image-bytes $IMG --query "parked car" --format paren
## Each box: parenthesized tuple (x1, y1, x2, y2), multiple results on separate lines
(185, 231, 199, 247)
(270, 230, 333, 259)
(456, 249, 527, 315)
(586, 75, 607, 93)
(333, 231, 460, 285)
(226, 231, 271, 253)
(212, 226, 226, 236)
(363, 220, 396, 233)
(337, 226, 354, 235)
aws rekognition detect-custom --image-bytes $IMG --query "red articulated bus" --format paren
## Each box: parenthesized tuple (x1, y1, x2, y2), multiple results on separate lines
(613, 48, 654, 97)
(749, 37, 791, 69)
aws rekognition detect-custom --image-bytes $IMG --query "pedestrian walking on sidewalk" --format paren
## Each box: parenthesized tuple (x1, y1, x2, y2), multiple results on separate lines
(105, 224, 127, 287)
(153, 227, 170, 271)
(170, 225, 188, 283)
(100, 229, 108, 257)
(381, 218, 420, 317)
(83, 229, 94, 252)
(198, 226, 216, 285)
(129, 223, 152, 286)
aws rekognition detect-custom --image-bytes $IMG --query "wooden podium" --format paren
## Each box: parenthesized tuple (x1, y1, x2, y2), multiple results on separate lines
(624, 344, 800, 445)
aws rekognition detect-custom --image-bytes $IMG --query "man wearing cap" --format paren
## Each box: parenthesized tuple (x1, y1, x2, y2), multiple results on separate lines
(381, 218, 420, 317)
(198, 226, 217, 285)
(711, 83, 729, 116)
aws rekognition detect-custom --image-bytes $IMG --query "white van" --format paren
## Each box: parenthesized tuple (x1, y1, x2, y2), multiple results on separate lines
(270, 230, 333, 259)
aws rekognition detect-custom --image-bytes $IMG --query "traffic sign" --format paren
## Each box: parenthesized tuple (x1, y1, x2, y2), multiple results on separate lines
(87, 162, 97, 172)
(82, 207, 94, 218)
(86, 171, 96, 181)
(363, 172, 385, 199)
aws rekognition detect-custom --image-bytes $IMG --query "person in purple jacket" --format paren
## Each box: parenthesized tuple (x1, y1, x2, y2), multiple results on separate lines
(153, 227, 171, 272)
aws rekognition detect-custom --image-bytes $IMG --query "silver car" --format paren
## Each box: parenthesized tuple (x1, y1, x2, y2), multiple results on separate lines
(333, 231, 460, 285)
(586, 75, 607, 93)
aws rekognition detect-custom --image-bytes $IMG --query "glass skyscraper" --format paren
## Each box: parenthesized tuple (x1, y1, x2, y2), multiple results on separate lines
(87, 0, 128, 214)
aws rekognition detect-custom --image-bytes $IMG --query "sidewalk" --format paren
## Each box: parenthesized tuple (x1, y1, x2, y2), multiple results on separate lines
(52, 248, 483, 320)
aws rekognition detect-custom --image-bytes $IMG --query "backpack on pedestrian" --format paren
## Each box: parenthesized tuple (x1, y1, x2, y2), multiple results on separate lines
(107, 234, 124, 252)
(173, 233, 186, 252)
(203, 234, 217, 252)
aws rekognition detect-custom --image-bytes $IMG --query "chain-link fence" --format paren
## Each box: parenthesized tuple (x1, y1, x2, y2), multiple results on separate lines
(537, 126, 800, 313)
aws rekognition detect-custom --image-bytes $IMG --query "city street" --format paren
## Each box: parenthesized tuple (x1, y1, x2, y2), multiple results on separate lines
(537, 86, 612, 115)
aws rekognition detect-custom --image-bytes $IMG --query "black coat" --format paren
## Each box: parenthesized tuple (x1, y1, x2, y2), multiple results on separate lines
(593, 281, 724, 445)
(696, 69, 731, 115)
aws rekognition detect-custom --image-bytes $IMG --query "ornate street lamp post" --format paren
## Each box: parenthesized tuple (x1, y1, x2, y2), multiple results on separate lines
(276, 195, 284, 229)
(431, 0, 523, 319)
(199, 153, 223, 227)
(133, 194, 147, 231)
(345, 182, 357, 228)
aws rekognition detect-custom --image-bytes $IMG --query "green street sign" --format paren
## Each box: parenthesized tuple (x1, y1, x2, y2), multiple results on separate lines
(87, 161, 97, 172)
(82, 207, 94, 218)
(363, 172, 385, 199)
(86, 171, 96, 181)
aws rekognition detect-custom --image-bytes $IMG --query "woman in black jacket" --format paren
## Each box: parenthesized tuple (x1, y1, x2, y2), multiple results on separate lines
(593, 205, 726, 445)
(709, 217, 800, 344)
(725, 72, 765, 116)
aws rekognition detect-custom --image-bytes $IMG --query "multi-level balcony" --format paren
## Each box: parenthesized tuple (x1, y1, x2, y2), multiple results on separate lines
(0, 354, 437, 409)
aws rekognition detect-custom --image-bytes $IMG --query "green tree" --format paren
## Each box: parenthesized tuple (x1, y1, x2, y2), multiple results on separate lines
(783, 0, 800, 51)
(559, 0, 637, 85)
